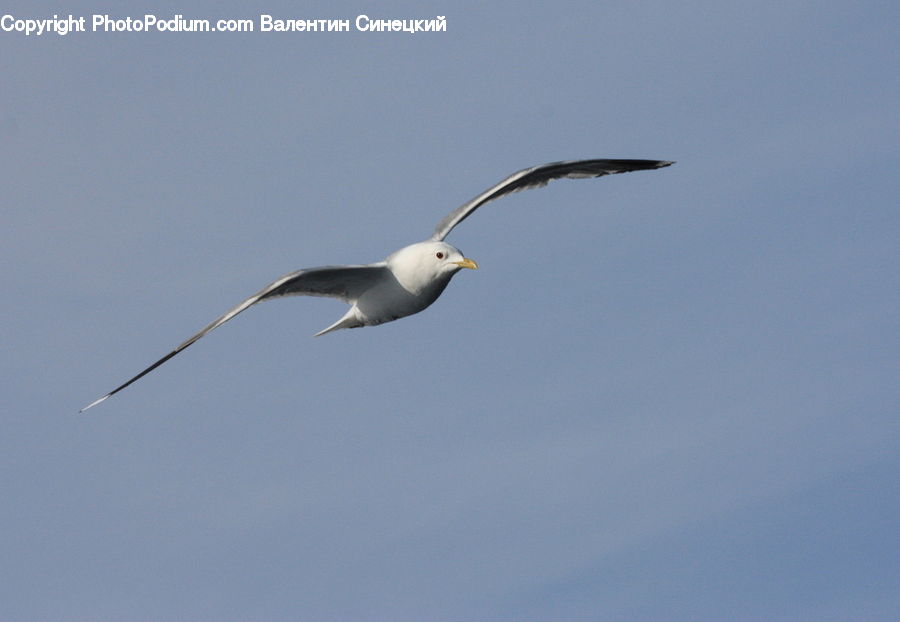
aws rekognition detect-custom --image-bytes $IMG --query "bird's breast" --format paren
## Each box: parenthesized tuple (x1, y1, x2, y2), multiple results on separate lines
(355, 273, 450, 325)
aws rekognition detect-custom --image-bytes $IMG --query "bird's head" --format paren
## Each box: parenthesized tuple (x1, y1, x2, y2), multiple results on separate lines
(386, 241, 478, 293)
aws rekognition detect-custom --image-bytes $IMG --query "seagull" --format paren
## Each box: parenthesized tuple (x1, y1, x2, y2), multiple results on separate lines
(80, 158, 673, 412)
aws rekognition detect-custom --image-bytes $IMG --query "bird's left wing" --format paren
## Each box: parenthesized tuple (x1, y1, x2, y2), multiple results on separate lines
(430, 159, 673, 242)
(79, 264, 387, 412)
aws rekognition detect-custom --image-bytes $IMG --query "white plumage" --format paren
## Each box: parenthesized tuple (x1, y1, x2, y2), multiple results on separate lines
(80, 158, 672, 412)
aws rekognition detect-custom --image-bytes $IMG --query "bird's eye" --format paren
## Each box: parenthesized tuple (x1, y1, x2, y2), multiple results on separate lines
(436, 252, 444, 259)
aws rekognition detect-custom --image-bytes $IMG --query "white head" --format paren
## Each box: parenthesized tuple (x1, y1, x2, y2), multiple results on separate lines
(386, 241, 478, 294)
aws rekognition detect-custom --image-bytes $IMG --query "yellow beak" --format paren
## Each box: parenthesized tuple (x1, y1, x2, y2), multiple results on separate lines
(453, 257, 479, 270)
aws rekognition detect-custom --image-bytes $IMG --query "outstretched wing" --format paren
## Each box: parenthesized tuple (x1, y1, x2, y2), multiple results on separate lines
(430, 159, 673, 242)
(79, 264, 387, 412)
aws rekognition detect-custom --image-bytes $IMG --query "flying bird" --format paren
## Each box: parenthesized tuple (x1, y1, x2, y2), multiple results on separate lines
(80, 158, 673, 412)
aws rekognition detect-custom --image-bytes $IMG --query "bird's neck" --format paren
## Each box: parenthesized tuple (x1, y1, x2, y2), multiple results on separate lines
(395, 267, 451, 297)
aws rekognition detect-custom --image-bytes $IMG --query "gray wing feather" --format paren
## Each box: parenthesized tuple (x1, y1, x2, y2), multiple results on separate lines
(262, 265, 387, 301)
(430, 159, 674, 241)
(79, 265, 386, 411)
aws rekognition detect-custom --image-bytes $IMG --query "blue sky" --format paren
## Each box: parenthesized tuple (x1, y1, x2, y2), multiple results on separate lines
(2, 1, 898, 620)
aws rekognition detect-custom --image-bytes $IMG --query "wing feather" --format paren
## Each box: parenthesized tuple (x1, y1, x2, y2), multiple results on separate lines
(430, 159, 673, 241)
(79, 265, 386, 412)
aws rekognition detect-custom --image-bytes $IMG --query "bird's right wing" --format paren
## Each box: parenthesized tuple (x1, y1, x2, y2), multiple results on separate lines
(79, 264, 388, 412)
